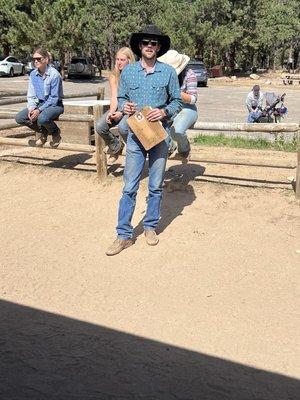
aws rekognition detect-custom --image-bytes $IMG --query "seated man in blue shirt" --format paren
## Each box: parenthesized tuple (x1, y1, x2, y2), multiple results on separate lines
(106, 24, 182, 256)
(15, 48, 64, 147)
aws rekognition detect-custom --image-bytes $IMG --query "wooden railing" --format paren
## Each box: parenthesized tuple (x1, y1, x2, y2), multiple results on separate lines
(0, 101, 299, 198)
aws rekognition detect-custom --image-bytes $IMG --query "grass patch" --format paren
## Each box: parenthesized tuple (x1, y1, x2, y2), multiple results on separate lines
(193, 134, 297, 152)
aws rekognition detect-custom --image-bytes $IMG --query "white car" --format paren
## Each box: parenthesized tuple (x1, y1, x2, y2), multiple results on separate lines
(0, 56, 25, 77)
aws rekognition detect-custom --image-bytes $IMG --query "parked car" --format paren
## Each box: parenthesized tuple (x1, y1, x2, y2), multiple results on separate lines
(0, 56, 25, 77)
(186, 60, 208, 87)
(67, 57, 96, 79)
(24, 60, 34, 75)
(51, 60, 62, 73)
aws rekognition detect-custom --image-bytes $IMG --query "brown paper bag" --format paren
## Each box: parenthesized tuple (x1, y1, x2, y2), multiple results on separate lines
(127, 106, 168, 150)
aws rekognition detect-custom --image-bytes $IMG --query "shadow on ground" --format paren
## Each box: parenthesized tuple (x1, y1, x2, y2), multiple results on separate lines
(1, 299, 298, 400)
(133, 163, 204, 237)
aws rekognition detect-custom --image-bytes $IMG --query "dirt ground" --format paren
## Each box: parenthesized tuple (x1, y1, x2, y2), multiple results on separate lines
(0, 143, 299, 399)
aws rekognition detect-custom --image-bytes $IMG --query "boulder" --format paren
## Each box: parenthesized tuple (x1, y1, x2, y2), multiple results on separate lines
(250, 73, 260, 80)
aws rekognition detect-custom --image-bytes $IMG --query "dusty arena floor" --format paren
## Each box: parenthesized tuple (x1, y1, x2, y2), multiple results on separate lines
(0, 143, 299, 399)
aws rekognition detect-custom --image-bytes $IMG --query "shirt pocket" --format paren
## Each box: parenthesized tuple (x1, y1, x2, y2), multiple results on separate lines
(151, 83, 167, 94)
(129, 84, 139, 93)
(44, 82, 51, 98)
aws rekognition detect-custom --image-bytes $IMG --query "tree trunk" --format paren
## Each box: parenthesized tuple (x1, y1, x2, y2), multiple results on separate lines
(228, 44, 236, 73)
(2, 43, 10, 57)
(60, 50, 66, 80)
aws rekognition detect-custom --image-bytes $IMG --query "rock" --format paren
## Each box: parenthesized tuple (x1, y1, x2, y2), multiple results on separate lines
(231, 75, 237, 81)
(264, 80, 272, 84)
(250, 73, 260, 80)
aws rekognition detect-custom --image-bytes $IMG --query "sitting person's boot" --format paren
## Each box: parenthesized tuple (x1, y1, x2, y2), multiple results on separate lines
(168, 140, 177, 158)
(107, 141, 124, 163)
(178, 142, 191, 162)
(106, 237, 133, 256)
(35, 133, 48, 146)
(144, 229, 159, 246)
(50, 128, 62, 148)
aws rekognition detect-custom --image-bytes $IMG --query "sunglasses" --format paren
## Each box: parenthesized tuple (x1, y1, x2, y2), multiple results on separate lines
(33, 57, 43, 62)
(141, 39, 159, 47)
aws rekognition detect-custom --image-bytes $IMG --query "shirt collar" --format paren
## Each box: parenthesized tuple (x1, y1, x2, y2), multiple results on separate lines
(35, 65, 51, 77)
(138, 60, 162, 74)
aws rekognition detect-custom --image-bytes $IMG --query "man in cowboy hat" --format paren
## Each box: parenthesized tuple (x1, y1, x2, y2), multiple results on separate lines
(106, 24, 182, 256)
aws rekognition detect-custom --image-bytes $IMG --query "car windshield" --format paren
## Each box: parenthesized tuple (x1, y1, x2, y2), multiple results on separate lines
(71, 58, 87, 64)
(187, 63, 206, 71)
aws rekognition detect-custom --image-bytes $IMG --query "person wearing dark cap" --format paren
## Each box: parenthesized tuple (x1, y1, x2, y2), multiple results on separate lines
(245, 84, 264, 122)
(106, 24, 182, 256)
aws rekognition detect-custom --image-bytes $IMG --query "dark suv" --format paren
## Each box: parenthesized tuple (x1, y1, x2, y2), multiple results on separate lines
(186, 60, 208, 87)
(67, 57, 95, 79)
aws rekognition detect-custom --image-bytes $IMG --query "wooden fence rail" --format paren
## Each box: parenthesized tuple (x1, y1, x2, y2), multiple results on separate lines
(0, 111, 93, 122)
(0, 88, 105, 106)
(0, 137, 94, 153)
(192, 122, 299, 133)
(0, 109, 299, 198)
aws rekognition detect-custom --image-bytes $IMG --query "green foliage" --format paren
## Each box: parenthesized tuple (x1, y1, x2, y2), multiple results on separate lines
(1, 0, 299, 70)
(194, 134, 297, 152)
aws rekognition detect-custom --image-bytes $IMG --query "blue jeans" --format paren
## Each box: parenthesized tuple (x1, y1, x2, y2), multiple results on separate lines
(170, 106, 198, 153)
(247, 110, 262, 123)
(118, 114, 129, 143)
(116, 129, 169, 239)
(96, 110, 128, 153)
(15, 104, 64, 135)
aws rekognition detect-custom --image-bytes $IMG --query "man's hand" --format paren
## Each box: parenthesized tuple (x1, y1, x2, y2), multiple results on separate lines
(110, 111, 123, 121)
(123, 102, 137, 115)
(28, 109, 40, 122)
(146, 108, 166, 122)
(106, 111, 124, 124)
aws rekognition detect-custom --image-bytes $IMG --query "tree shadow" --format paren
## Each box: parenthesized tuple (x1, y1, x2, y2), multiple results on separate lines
(1, 299, 299, 399)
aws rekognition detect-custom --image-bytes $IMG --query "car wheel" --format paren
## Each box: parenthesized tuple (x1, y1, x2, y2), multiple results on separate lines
(9, 68, 14, 77)
(75, 63, 85, 74)
(21, 67, 25, 76)
(202, 82, 208, 87)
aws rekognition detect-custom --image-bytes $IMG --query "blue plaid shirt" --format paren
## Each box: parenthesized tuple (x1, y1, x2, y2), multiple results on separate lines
(118, 60, 182, 117)
(27, 65, 64, 111)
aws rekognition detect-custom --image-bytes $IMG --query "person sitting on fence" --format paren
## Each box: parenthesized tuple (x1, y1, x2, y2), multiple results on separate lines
(245, 84, 264, 122)
(15, 47, 64, 147)
(95, 47, 135, 161)
(158, 49, 198, 160)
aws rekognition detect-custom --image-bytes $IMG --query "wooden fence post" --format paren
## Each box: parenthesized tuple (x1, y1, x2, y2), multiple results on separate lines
(296, 128, 300, 200)
(93, 105, 107, 180)
(97, 87, 105, 100)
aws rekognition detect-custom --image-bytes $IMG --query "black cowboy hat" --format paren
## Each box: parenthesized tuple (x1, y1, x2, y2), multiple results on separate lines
(129, 24, 171, 58)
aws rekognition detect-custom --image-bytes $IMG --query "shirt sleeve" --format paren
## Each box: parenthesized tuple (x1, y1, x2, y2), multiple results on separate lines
(165, 68, 182, 117)
(117, 70, 130, 112)
(27, 74, 37, 110)
(245, 93, 252, 112)
(38, 75, 62, 111)
(184, 69, 198, 102)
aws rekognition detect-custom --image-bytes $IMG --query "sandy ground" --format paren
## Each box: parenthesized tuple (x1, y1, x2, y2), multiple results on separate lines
(0, 144, 299, 399)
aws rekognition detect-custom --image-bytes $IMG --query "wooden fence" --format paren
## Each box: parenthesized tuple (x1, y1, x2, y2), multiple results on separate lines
(0, 90, 299, 198)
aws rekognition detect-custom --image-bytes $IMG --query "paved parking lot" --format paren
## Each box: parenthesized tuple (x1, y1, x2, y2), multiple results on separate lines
(0, 75, 299, 126)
